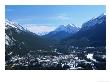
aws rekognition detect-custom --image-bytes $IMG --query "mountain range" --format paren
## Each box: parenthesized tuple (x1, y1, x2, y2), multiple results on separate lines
(5, 13, 106, 53)
(5, 14, 106, 70)
(43, 24, 80, 41)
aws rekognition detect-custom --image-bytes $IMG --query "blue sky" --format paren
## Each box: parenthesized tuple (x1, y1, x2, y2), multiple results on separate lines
(5, 5, 106, 33)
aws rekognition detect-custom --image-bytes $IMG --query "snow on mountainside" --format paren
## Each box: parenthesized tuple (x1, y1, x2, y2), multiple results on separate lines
(81, 13, 106, 31)
(55, 24, 79, 33)
(5, 19, 26, 46)
(63, 13, 106, 47)
(43, 24, 80, 41)
(5, 19, 34, 46)
(5, 18, 50, 51)
(5, 19, 25, 31)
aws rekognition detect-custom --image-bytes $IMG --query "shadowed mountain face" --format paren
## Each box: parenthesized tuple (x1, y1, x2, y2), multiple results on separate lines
(5, 19, 51, 58)
(61, 14, 106, 47)
(43, 24, 80, 41)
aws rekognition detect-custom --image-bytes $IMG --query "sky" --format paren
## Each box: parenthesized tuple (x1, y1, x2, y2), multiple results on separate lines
(5, 5, 106, 34)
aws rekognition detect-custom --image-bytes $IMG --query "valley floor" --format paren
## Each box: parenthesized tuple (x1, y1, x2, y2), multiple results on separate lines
(5, 47, 106, 70)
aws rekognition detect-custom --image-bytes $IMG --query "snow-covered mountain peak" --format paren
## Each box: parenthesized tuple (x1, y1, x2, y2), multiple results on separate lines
(5, 18, 25, 31)
(66, 24, 76, 27)
(81, 13, 106, 31)
(98, 13, 106, 18)
(55, 25, 66, 31)
(55, 24, 79, 34)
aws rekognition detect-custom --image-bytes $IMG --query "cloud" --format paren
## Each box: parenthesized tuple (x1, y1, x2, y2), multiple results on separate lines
(23, 24, 56, 34)
(56, 14, 70, 20)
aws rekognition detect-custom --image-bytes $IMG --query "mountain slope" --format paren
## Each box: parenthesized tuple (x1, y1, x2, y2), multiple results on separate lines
(62, 14, 106, 47)
(5, 19, 50, 57)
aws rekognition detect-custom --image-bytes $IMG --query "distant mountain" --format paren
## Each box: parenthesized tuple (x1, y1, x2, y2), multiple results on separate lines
(5, 13, 106, 51)
(37, 32, 49, 36)
(5, 19, 50, 56)
(43, 24, 80, 41)
(55, 24, 79, 33)
(62, 14, 106, 47)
